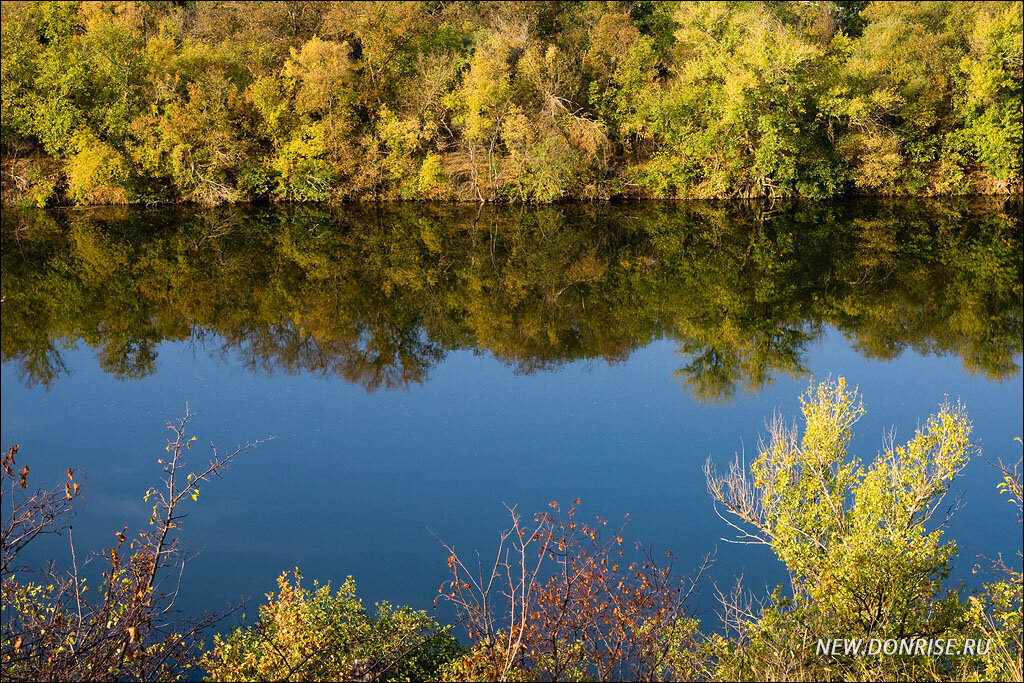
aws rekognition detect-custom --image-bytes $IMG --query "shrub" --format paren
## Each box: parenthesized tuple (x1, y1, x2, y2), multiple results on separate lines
(703, 377, 1000, 680)
(66, 134, 131, 205)
(436, 502, 702, 682)
(1, 409, 265, 682)
(202, 571, 462, 682)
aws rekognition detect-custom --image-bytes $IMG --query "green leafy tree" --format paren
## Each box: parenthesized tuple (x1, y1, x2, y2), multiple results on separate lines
(706, 377, 979, 679)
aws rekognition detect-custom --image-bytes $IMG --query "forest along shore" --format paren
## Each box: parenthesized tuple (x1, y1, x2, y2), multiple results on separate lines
(1, 1, 1021, 206)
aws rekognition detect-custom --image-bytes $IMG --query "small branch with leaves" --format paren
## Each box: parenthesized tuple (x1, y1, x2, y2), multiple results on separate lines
(1, 406, 271, 682)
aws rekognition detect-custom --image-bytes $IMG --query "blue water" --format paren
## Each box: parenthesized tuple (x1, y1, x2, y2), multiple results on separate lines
(2, 326, 1021, 625)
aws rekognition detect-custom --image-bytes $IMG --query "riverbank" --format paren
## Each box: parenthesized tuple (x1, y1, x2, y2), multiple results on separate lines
(2, 2, 1020, 207)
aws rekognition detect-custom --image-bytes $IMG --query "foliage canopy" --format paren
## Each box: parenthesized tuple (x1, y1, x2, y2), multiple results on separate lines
(2, 1, 1021, 205)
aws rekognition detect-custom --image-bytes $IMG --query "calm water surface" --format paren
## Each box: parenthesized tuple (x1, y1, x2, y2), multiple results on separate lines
(2, 199, 1021, 624)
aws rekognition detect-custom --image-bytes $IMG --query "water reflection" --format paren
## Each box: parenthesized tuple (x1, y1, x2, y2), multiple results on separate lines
(2, 198, 1021, 400)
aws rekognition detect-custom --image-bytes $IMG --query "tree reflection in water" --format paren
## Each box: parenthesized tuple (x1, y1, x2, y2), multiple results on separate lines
(2, 198, 1021, 401)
